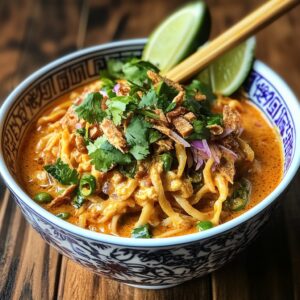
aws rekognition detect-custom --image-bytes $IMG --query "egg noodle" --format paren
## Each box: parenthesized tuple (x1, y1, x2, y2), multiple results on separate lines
(25, 58, 257, 238)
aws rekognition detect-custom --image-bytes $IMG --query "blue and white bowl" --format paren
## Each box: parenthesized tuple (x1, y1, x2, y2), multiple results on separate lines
(0, 39, 299, 289)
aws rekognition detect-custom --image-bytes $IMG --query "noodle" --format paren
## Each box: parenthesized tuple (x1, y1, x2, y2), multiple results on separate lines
(210, 174, 229, 225)
(20, 62, 276, 239)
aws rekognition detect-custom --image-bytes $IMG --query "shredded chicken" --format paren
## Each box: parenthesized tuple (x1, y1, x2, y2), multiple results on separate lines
(172, 91, 185, 106)
(116, 82, 131, 96)
(47, 185, 77, 208)
(223, 105, 241, 133)
(194, 92, 206, 101)
(207, 124, 224, 136)
(166, 106, 187, 121)
(60, 106, 79, 131)
(89, 124, 102, 140)
(75, 135, 87, 153)
(155, 139, 174, 154)
(154, 109, 168, 125)
(100, 118, 127, 153)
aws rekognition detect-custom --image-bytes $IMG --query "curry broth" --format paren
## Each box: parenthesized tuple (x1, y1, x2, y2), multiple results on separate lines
(19, 84, 283, 238)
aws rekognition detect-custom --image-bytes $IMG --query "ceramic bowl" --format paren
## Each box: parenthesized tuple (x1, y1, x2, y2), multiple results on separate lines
(0, 39, 299, 289)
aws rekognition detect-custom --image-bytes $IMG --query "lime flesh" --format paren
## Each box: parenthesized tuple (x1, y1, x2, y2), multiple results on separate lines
(142, 1, 210, 73)
(210, 37, 256, 96)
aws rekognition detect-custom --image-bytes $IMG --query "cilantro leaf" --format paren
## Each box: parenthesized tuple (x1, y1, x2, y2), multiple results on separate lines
(183, 98, 204, 117)
(122, 59, 159, 86)
(76, 128, 86, 137)
(224, 178, 251, 212)
(129, 144, 150, 160)
(72, 194, 85, 209)
(185, 80, 215, 103)
(125, 116, 151, 160)
(87, 137, 132, 172)
(139, 89, 158, 108)
(155, 81, 178, 100)
(44, 159, 79, 185)
(106, 96, 134, 125)
(206, 114, 223, 126)
(187, 120, 210, 140)
(139, 87, 176, 113)
(149, 129, 162, 143)
(119, 161, 137, 178)
(131, 224, 152, 238)
(74, 92, 106, 123)
(107, 59, 124, 78)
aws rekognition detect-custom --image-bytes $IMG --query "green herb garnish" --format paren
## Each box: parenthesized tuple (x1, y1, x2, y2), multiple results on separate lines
(56, 212, 71, 220)
(74, 92, 106, 123)
(119, 161, 137, 178)
(87, 137, 132, 172)
(149, 129, 162, 143)
(160, 153, 173, 172)
(72, 194, 85, 209)
(131, 224, 152, 238)
(187, 119, 210, 140)
(79, 174, 96, 197)
(76, 128, 86, 137)
(106, 96, 134, 125)
(125, 116, 151, 160)
(196, 220, 213, 231)
(44, 159, 79, 185)
(225, 178, 252, 211)
(206, 114, 223, 126)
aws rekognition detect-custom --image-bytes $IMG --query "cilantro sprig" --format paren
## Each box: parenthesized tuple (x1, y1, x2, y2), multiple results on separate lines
(74, 92, 106, 123)
(87, 137, 132, 172)
(105, 58, 159, 87)
(44, 159, 79, 185)
(125, 116, 151, 160)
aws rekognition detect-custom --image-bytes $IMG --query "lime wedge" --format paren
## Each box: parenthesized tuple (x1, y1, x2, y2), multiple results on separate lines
(196, 66, 211, 87)
(209, 37, 256, 96)
(142, 1, 211, 73)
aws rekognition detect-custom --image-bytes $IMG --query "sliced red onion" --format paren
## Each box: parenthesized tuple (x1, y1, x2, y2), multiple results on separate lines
(218, 128, 234, 139)
(170, 131, 191, 147)
(219, 145, 238, 160)
(238, 127, 244, 137)
(186, 149, 194, 168)
(195, 159, 204, 171)
(191, 147, 198, 163)
(100, 90, 108, 98)
(210, 144, 221, 164)
(191, 140, 211, 159)
(75, 123, 82, 129)
(113, 83, 121, 94)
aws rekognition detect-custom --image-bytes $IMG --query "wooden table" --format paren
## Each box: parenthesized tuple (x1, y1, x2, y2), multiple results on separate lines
(1, 1, 300, 299)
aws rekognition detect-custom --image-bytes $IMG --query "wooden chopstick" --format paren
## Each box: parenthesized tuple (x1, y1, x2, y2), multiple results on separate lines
(165, 0, 299, 82)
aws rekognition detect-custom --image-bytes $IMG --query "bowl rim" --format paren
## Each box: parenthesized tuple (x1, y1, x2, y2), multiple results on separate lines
(0, 38, 299, 248)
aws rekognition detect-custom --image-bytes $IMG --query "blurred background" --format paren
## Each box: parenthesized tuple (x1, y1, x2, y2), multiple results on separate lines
(1, 1, 300, 299)
(0, 0, 300, 100)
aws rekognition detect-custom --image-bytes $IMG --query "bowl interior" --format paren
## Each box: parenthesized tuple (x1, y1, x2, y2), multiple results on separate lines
(0, 39, 299, 247)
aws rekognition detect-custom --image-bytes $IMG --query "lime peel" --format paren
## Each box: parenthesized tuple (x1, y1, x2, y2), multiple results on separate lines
(210, 37, 256, 96)
(142, 1, 210, 73)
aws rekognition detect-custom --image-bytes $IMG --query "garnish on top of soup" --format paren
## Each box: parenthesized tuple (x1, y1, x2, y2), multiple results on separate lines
(19, 58, 283, 238)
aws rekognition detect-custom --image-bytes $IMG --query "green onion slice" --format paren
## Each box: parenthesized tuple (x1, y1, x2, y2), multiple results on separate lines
(79, 174, 96, 197)
(131, 224, 152, 238)
(196, 220, 213, 231)
(56, 212, 70, 220)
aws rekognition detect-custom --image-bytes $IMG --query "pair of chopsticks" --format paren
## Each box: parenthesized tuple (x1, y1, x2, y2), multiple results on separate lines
(166, 0, 299, 82)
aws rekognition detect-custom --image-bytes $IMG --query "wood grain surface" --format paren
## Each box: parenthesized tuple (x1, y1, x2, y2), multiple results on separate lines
(0, 1, 299, 299)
